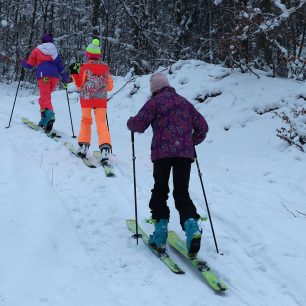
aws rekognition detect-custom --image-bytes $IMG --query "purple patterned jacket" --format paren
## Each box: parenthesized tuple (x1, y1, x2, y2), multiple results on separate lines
(127, 86, 208, 161)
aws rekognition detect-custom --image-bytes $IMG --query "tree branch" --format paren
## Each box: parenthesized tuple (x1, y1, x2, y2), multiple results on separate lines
(277, 134, 305, 152)
(118, 0, 157, 53)
(281, 203, 297, 217)
(296, 210, 306, 218)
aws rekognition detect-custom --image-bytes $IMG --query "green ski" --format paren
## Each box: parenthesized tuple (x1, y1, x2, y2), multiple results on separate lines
(93, 151, 115, 177)
(22, 117, 61, 141)
(64, 142, 96, 168)
(126, 219, 184, 274)
(167, 231, 228, 291)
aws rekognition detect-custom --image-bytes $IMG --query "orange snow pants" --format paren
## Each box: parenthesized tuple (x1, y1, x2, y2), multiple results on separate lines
(78, 108, 111, 147)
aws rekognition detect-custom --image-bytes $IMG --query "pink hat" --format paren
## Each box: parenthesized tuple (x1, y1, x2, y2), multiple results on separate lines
(150, 72, 171, 94)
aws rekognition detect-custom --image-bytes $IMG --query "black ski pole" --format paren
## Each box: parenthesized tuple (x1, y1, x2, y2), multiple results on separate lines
(194, 147, 220, 254)
(106, 111, 113, 154)
(131, 131, 142, 244)
(65, 88, 76, 138)
(6, 70, 24, 129)
(106, 112, 110, 132)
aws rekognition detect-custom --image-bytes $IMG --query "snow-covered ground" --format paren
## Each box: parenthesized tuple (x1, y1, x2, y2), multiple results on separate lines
(1, 60, 306, 306)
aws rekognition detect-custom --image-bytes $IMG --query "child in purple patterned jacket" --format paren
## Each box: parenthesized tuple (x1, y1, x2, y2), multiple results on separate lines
(127, 72, 208, 257)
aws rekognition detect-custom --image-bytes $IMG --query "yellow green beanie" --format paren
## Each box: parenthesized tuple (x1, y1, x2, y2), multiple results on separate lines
(85, 38, 101, 56)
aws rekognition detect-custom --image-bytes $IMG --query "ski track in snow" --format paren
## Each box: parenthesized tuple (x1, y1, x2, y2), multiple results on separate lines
(1, 60, 306, 306)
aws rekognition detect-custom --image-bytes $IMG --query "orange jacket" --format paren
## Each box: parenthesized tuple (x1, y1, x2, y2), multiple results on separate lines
(72, 60, 113, 108)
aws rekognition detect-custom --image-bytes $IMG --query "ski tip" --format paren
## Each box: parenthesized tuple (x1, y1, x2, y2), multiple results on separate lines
(173, 266, 185, 274)
(215, 283, 228, 292)
(106, 173, 115, 177)
(87, 164, 97, 168)
(209, 278, 228, 292)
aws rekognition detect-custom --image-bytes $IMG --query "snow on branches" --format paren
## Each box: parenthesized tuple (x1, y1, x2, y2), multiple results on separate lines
(274, 105, 306, 152)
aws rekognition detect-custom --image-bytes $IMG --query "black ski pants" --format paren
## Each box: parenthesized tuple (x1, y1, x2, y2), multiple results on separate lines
(149, 157, 200, 230)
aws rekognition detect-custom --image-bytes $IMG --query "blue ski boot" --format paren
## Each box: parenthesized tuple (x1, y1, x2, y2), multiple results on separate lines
(38, 113, 44, 128)
(184, 218, 202, 257)
(38, 109, 49, 128)
(148, 219, 169, 250)
(39, 109, 55, 132)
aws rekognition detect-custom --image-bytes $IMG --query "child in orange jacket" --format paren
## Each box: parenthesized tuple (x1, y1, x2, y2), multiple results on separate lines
(70, 39, 113, 163)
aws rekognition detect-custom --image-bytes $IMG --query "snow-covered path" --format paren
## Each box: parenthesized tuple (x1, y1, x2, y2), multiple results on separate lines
(0, 109, 122, 306)
(1, 61, 306, 306)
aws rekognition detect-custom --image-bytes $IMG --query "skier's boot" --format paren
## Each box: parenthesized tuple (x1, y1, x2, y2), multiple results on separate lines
(184, 218, 202, 258)
(40, 109, 55, 132)
(99, 143, 111, 165)
(38, 111, 44, 128)
(77, 143, 90, 158)
(148, 219, 168, 251)
(38, 109, 49, 128)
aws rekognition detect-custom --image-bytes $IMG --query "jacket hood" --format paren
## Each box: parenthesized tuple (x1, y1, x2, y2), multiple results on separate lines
(37, 43, 58, 60)
(152, 86, 175, 97)
(83, 62, 108, 76)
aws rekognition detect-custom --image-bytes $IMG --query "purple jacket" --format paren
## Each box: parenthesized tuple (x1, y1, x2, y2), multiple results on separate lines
(21, 43, 68, 82)
(127, 87, 208, 161)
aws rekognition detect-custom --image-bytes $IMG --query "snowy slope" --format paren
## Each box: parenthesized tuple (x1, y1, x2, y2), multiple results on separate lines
(1, 60, 306, 306)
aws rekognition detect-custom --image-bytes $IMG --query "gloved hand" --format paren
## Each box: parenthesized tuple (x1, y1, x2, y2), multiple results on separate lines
(20, 58, 32, 69)
(20, 58, 27, 65)
(69, 62, 81, 75)
(127, 117, 134, 130)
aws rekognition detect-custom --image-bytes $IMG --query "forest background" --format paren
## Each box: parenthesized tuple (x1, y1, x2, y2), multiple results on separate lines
(0, 0, 305, 82)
